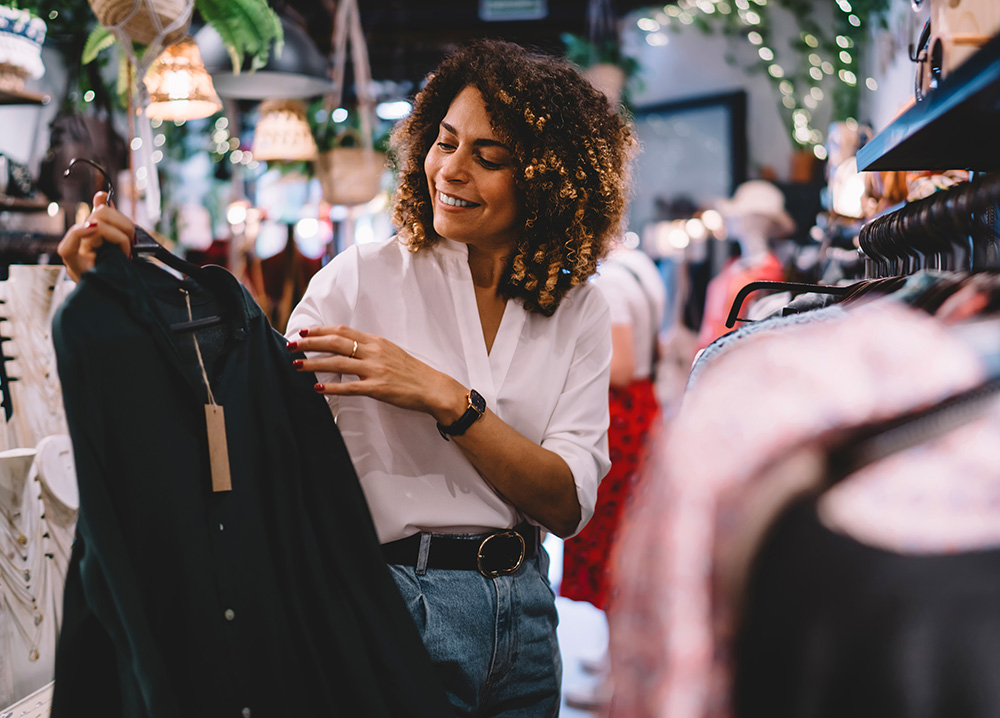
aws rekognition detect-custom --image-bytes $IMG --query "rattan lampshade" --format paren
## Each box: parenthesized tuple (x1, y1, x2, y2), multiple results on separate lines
(144, 37, 222, 121)
(252, 99, 318, 162)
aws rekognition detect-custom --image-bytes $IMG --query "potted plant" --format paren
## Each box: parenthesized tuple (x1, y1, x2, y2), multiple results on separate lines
(0, 3, 47, 93)
(561, 32, 640, 108)
(308, 100, 390, 207)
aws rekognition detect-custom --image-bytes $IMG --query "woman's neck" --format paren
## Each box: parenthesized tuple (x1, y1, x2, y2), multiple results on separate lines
(467, 244, 511, 292)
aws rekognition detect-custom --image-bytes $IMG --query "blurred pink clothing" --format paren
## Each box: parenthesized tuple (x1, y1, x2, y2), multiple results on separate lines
(609, 302, 1000, 718)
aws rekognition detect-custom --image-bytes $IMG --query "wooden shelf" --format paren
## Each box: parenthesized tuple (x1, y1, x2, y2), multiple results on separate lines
(0, 196, 50, 213)
(857, 31, 1000, 172)
(0, 87, 50, 106)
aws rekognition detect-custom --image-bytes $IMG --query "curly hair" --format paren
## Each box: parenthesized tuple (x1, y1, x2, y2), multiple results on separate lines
(390, 38, 634, 316)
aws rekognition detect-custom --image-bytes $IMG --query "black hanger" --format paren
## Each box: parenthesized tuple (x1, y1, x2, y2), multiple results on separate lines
(725, 280, 852, 329)
(64, 159, 226, 334)
(826, 375, 1000, 487)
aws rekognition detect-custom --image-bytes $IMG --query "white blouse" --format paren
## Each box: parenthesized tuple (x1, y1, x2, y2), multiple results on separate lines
(287, 236, 612, 543)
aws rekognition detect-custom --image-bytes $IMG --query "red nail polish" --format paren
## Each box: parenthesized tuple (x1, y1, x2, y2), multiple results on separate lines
(298, 329, 309, 337)
(84, 221, 98, 230)
(314, 383, 325, 392)
(292, 359, 303, 368)
(286, 341, 298, 351)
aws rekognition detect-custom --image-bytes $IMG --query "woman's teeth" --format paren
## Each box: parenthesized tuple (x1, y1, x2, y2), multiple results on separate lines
(439, 193, 477, 208)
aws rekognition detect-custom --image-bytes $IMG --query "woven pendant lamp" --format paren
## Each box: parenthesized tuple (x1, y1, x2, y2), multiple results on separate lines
(88, 0, 191, 47)
(252, 99, 318, 162)
(144, 37, 222, 121)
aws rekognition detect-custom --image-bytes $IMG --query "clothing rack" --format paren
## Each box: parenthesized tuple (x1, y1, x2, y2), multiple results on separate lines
(859, 173, 1000, 278)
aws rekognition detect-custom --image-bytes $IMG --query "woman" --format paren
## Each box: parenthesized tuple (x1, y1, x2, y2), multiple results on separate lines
(59, 39, 633, 716)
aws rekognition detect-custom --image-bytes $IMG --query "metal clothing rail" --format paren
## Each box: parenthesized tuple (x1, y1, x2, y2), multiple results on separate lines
(858, 173, 1000, 278)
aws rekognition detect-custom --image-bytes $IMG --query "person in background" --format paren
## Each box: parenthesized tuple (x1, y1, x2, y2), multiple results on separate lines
(696, 180, 795, 348)
(58, 38, 634, 717)
(562, 242, 667, 711)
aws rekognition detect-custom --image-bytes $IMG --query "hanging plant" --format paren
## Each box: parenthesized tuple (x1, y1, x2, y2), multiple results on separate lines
(82, 0, 283, 76)
(636, 0, 890, 159)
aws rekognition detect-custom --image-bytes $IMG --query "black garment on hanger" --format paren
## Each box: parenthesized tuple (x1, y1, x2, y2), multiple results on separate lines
(51, 246, 453, 718)
(735, 495, 1000, 718)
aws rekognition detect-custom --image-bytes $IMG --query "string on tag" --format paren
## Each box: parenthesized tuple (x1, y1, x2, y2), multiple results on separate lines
(183, 289, 232, 492)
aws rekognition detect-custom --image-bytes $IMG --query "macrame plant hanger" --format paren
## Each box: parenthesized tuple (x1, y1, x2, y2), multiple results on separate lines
(317, 0, 383, 215)
(93, 0, 195, 223)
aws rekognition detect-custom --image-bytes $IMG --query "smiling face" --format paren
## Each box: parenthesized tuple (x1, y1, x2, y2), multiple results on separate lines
(423, 85, 522, 253)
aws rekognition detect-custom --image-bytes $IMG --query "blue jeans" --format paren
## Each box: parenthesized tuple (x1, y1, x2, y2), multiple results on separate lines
(388, 547, 561, 717)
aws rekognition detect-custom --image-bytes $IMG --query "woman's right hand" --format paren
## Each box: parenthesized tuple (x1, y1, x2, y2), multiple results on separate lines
(57, 191, 136, 282)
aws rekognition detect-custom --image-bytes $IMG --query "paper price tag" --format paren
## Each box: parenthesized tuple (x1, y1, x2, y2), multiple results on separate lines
(204, 404, 232, 492)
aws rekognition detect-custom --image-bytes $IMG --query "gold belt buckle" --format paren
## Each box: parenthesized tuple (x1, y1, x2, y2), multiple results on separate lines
(477, 530, 526, 579)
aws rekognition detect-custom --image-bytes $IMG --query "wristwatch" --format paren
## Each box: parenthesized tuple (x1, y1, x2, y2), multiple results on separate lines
(437, 389, 486, 440)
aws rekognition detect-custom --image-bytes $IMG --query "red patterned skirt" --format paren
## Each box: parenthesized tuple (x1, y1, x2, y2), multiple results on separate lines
(560, 378, 660, 610)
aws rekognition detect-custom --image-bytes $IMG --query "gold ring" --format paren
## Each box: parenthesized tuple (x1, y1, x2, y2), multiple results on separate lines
(350, 339, 358, 359)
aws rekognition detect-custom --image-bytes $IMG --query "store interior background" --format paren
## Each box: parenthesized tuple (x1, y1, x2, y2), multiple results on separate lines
(0, 0, 976, 714)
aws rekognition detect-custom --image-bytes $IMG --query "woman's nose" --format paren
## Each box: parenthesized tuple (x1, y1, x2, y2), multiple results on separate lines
(439, 150, 468, 182)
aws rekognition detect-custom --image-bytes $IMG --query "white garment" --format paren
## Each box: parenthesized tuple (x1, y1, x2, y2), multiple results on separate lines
(592, 248, 667, 380)
(287, 237, 612, 543)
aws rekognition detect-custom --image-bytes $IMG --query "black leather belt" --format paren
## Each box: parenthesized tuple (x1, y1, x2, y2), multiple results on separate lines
(381, 522, 540, 578)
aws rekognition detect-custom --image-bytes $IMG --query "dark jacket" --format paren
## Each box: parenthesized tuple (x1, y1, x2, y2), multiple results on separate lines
(51, 244, 452, 717)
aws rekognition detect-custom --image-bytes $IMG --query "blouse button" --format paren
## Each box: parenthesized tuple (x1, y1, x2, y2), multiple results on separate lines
(224, 609, 235, 621)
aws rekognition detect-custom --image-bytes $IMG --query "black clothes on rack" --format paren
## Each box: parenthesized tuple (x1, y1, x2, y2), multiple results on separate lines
(50, 246, 453, 718)
(735, 495, 1000, 718)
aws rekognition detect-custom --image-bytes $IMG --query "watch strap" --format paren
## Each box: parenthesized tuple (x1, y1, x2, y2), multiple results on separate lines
(437, 390, 486, 440)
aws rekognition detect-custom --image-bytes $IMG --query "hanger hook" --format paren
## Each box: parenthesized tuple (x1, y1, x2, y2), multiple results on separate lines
(64, 158, 116, 207)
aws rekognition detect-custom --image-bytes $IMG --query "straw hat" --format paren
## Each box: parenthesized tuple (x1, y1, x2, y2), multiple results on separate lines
(716, 180, 796, 238)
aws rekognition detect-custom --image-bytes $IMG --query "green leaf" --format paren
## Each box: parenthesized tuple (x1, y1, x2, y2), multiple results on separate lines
(82, 25, 115, 65)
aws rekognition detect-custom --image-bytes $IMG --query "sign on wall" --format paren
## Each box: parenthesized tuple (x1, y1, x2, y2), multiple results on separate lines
(479, 0, 547, 22)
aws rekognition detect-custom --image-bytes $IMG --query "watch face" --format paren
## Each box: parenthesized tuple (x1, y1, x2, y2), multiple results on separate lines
(469, 389, 486, 414)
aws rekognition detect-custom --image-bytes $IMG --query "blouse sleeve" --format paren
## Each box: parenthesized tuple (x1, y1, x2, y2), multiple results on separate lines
(285, 245, 361, 414)
(286, 244, 360, 339)
(539, 285, 613, 537)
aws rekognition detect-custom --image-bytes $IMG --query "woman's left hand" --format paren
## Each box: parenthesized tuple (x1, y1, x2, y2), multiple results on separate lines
(289, 325, 467, 422)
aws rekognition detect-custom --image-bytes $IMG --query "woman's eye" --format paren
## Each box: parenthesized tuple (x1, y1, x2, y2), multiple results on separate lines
(436, 141, 455, 151)
(478, 157, 503, 170)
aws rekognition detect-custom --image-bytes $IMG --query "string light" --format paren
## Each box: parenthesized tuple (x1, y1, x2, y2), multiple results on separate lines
(628, 0, 875, 154)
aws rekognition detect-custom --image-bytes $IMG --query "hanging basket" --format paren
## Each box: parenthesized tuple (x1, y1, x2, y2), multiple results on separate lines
(316, 147, 386, 207)
(88, 0, 191, 46)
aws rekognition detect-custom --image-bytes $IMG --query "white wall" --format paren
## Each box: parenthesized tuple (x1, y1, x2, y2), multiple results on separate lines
(860, 0, 928, 133)
(623, 4, 837, 182)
